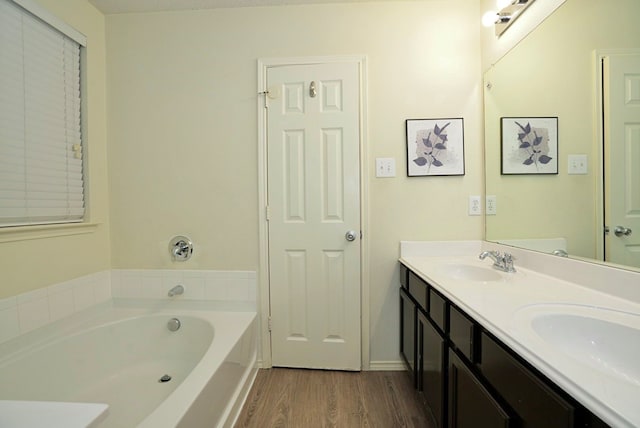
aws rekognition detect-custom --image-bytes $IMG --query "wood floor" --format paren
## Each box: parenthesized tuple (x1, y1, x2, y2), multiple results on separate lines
(234, 368, 435, 428)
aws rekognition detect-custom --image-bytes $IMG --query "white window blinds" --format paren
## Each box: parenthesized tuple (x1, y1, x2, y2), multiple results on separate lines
(0, 0, 85, 227)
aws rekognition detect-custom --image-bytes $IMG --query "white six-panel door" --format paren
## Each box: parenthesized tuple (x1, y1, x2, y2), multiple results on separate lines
(604, 53, 640, 268)
(266, 62, 361, 370)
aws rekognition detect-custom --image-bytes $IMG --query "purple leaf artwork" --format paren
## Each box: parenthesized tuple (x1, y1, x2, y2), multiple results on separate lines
(501, 117, 558, 175)
(406, 118, 465, 176)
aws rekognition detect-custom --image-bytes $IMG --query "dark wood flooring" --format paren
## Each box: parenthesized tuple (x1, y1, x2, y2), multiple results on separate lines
(234, 368, 435, 428)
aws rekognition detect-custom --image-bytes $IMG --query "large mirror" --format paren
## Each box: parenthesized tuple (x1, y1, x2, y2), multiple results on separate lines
(484, 0, 640, 270)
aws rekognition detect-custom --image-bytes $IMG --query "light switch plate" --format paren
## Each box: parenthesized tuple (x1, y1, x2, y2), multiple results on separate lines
(376, 157, 396, 177)
(568, 154, 588, 175)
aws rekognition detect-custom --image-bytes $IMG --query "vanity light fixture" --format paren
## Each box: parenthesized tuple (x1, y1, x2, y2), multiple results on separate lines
(483, 0, 536, 36)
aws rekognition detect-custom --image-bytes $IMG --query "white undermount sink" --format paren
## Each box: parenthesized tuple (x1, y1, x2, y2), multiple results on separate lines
(517, 304, 640, 386)
(438, 263, 504, 282)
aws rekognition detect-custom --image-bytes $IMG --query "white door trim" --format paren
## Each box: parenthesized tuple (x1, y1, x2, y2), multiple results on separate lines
(257, 55, 369, 369)
(594, 48, 640, 262)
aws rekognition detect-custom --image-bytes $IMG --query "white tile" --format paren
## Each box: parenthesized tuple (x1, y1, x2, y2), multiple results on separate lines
(182, 276, 205, 300)
(18, 298, 50, 333)
(247, 280, 257, 303)
(16, 287, 48, 305)
(227, 278, 250, 301)
(93, 279, 112, 303)
(110, 269, 122, 296)
(204, 277, 225, 300)
(47, 279, 74, 295)
(141, 276, 163, 299)
(73, 284, 95, 311)
(49, 289, 75, 321)
(119, 271, 143, 298)
(0, 306, 20, 343)
(0, 296, 17, 311)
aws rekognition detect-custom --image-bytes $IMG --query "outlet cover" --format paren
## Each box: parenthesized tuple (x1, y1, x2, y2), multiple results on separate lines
(469, 195, 482, 216)
(486, 195, 497, 215)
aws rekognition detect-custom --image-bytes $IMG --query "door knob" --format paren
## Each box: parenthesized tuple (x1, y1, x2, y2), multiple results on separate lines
(614, 226, 633, 237)
(345, 230, 358, 242)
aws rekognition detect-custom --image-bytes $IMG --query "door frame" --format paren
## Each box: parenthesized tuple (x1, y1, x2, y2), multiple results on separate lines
(595, 48, 640, 262)
(257, 55, 369, 369)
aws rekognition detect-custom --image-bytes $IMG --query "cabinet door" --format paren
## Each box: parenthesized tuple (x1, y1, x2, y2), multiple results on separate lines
(400, 287, 416, 386)
(418, 311, 446, 427)
(449, 350, 511, 428)
(480, 332, 575, 428)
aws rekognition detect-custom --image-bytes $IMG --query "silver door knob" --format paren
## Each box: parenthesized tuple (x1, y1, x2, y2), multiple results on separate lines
(614, 226, 633, 237)
(345, 230, 357, 241)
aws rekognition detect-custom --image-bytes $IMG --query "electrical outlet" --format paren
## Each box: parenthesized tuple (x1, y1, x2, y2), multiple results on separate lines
(469, 195, 482, 216)
(375, 157, 396, 178)
(568, 154, 588, 175)
(486, 195, 497, 215)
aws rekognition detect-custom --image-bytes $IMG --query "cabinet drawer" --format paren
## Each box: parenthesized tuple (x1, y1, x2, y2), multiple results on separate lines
(408, 271, 428, 311)
(400, 264, 408, 289)
(429, 288, 447, 332)
(450, 305, 475, 362)
(480, 332, 575, 428)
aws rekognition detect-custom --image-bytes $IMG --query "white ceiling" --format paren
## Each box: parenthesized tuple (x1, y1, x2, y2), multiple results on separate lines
(88, 0, 403, 14)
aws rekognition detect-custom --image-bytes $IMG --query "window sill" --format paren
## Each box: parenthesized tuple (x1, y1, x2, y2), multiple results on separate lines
(0, 223, 100, 243)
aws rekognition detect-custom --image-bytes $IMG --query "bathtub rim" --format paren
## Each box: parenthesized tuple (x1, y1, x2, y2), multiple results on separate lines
(0, 299, 258, 428)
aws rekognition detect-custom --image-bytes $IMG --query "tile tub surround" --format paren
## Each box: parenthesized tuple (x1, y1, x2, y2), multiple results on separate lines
(399, 240, 640, 427)
(0, 269, 257, 345)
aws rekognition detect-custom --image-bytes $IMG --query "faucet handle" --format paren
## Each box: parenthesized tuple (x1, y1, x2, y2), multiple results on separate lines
(503, 253, 516, 272)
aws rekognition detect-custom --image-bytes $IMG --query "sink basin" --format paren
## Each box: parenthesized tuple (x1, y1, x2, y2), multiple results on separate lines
(517, 305, 640, 385)
(438, 263, 503, 282)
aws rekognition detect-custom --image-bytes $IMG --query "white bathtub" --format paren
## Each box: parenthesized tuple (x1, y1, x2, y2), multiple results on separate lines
(0, 302, 258, 427)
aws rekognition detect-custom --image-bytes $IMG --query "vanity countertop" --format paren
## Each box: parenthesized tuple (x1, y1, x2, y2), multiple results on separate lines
(400, 241, 640, 428)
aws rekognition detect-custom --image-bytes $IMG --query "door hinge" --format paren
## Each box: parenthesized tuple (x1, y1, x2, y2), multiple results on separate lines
(259, 90, 269, 109)
(268, 316, 272, 332)
(265, 205, 271, 221)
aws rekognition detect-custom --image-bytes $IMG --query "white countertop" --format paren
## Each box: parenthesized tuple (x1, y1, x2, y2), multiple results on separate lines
(400, 241, 640, 428)
(0, 401, 108, 428)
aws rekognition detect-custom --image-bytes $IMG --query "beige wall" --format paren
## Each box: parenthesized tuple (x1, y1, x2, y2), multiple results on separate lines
(106, 0, 484, 363)
(483, 0, 640, 259)
(0, 0, 110, 299)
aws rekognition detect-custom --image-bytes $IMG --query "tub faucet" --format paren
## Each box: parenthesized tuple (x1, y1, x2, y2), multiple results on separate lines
(168, 284, 185, 297)
(479, 251, 516, 273)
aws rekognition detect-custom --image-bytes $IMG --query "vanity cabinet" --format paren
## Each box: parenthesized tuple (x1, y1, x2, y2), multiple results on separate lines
(399, 286, 416, 385)
(399, 263, 609, 428)
(448, 349, 510, 428)
(418, 310, 446, 427)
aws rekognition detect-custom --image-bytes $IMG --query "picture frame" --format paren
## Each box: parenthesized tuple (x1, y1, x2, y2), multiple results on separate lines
(500, 117, 558, 175)
(406, 118, 465, 176)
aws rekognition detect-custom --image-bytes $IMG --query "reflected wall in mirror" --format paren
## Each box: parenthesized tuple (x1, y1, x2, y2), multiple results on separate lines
(484, 0, 640, 270)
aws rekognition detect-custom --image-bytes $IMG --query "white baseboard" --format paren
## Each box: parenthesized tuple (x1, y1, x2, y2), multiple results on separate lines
(251, 359, 406, 371)
(368, 360, 407, 371)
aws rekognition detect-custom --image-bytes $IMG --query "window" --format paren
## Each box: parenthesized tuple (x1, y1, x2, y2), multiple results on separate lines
(0, 0, 86, 227)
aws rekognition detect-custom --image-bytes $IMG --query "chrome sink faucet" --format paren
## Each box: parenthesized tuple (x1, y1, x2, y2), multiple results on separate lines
(479, 251, 516, 273)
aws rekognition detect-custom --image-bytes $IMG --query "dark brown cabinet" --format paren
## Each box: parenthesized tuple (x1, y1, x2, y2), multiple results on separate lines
(399, 263, 609, 428)
(480, 331, 574, 428)
(418, 310, 446, 427)
(448, 349, 511, 428)
(399, 286, 416, 386)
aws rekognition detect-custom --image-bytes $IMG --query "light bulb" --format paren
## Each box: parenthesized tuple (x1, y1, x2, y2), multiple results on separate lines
(482, 11, 498, 27)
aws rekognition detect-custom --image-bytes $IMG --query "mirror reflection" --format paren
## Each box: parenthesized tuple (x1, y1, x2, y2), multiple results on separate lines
(484, 0, 640, 270)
